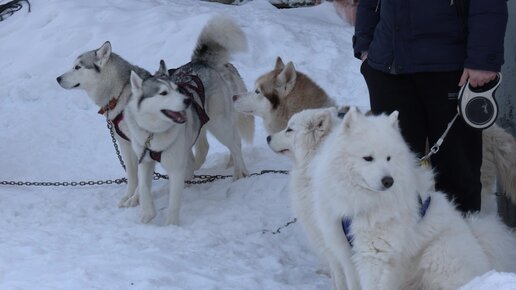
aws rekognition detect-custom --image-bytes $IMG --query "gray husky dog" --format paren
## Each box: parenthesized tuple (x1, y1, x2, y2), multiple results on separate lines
(57, 16, 253, 224)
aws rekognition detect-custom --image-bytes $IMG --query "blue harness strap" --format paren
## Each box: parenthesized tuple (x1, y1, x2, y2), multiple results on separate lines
(341, 216, 354, 247)
(341, 195, 432, 248)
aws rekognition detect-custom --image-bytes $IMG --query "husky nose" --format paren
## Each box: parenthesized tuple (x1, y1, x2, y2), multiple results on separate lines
(382, 176, 394, 189)
(266, 136, 271, 144)
(232, 94, 239, 102)
(183, 98, 192, 107)
(56, 76, 62, 84)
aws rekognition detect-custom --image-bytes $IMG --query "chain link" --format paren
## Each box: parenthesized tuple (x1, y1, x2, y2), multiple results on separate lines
(106, 116, 126, 171)
(0, 177, 127, 187)
(0, 170, 289, 188)
(262, 218, 298, 235)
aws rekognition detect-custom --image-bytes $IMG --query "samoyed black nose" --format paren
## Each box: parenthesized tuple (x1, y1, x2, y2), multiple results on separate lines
(382, 176, 394, 189)
(56, 76, 62, 84)
(183, 98, 192, 107)
(266, 135, 271, 144)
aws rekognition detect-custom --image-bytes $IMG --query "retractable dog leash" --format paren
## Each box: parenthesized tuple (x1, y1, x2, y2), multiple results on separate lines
(457, 73, 501, 130)
(420, 73, 502, 163)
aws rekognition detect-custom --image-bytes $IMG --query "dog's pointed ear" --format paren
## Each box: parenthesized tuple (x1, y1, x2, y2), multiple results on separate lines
(341, 106, 360, 132)
(388, 110, 400, 128)
(315, 110, 333, 132)
(95, 41, 112, 67)
(277, 61, 297, 94)
(309, 109, 334, 145)
(130, 71, 143, 93)
(274, 57, 285, 70)
(156, 60, 169, 76)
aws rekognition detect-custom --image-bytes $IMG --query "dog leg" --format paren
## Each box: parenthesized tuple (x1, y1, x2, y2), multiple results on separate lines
(118, 139, 139, 207)
(194, 126, 209, 170)
(207, 116, 249, 180)
(162, 157, 187, 226)
(318, 215, 358, 290)
(137, 161, 156, 223)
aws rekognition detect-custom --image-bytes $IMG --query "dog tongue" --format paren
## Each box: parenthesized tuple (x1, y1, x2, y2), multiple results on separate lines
(161, 110, 186, 124)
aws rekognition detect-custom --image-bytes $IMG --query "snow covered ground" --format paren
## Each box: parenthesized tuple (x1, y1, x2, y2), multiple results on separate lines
(0, 0, 514, 289)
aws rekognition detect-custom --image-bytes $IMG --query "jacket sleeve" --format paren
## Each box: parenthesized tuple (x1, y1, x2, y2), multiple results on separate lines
(464, 0, 508, 72)
(352, 0, 380, 60)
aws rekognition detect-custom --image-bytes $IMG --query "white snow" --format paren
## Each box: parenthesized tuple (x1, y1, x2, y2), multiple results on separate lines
(0, 0, 514, 289)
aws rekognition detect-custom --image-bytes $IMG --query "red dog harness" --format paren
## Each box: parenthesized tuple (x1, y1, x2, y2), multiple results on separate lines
(99, 73, 209, 163)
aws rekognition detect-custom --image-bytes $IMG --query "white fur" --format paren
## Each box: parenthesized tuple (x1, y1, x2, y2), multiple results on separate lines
(268, 108, 352, 290)
(311, 108, 516, 290)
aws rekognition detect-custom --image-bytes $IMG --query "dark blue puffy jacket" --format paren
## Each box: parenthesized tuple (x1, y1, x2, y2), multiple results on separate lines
(353, 0, 508, 74)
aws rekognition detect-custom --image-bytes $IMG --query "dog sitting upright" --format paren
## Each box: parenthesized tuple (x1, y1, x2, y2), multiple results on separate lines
(233, 57, 336, 134)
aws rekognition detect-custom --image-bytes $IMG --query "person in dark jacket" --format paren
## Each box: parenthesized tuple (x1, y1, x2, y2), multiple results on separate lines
(353, 0, 508, 213)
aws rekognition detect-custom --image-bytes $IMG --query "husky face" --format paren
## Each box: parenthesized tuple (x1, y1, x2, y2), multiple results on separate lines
(233, 57, 296, 117)
(56, 41, 112, 92)
(268, 108, 337, 162)
(129, 62, 191, 132)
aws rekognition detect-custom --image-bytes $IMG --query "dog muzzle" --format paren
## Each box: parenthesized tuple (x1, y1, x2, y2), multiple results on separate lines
(457, 73, 501, 130)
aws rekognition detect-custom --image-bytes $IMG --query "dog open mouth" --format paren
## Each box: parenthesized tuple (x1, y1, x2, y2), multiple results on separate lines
(161, 109, 186, 124)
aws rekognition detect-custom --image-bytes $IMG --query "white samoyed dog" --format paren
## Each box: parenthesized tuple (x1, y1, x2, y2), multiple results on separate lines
(311, 108, 516, 290)
(267, 107, 357, 290)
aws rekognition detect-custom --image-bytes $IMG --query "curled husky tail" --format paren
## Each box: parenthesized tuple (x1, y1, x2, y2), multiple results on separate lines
(192, 15, 248, 66)
(487, 125, 516, 203)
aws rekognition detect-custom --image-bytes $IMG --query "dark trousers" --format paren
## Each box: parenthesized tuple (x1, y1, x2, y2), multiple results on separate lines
(361, 61, 482, 213)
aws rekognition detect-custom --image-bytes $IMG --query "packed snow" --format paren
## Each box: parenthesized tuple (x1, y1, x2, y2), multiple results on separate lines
(0, 0, 514, 289)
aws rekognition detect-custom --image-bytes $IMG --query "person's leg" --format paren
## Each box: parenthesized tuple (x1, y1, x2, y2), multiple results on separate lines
(414, 71, 482, 213)
(361, 61, 427, 155)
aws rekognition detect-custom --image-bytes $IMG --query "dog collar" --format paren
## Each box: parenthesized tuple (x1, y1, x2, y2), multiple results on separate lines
(98, 81, 130, 115)
(98, 98, 118, 115)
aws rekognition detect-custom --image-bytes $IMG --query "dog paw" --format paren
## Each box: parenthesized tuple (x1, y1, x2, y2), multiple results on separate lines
(118, 195, 131, 208)
(166, 214, 180, 226)
(122, 195, 139, 208)
(232, 169, 249, 181)
(140, 209, 156, 224)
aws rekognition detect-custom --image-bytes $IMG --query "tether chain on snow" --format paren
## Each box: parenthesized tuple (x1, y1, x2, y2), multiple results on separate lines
(262, 218, 298, 235)
(0, 170, 289, 188)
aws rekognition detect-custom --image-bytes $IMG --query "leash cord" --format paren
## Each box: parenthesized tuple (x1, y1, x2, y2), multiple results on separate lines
(420, 112, 459, 162)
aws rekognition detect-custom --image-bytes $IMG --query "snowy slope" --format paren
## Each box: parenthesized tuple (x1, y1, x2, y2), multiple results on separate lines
(0, 0, 514, 289)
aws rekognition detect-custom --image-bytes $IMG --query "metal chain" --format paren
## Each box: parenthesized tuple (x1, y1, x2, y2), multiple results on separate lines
(106, 116, 126, 171)
(0, 178, 127, 187)
(262, 218, 298, 235)
(138, 133, 154, 164)
(0, 170, 288, 187)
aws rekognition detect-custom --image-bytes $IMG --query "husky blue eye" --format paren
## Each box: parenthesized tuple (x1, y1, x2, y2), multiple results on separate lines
(363, 156, 373, 162)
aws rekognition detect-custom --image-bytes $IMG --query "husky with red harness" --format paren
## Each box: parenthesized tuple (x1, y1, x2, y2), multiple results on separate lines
(124, 61, 210, 225)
